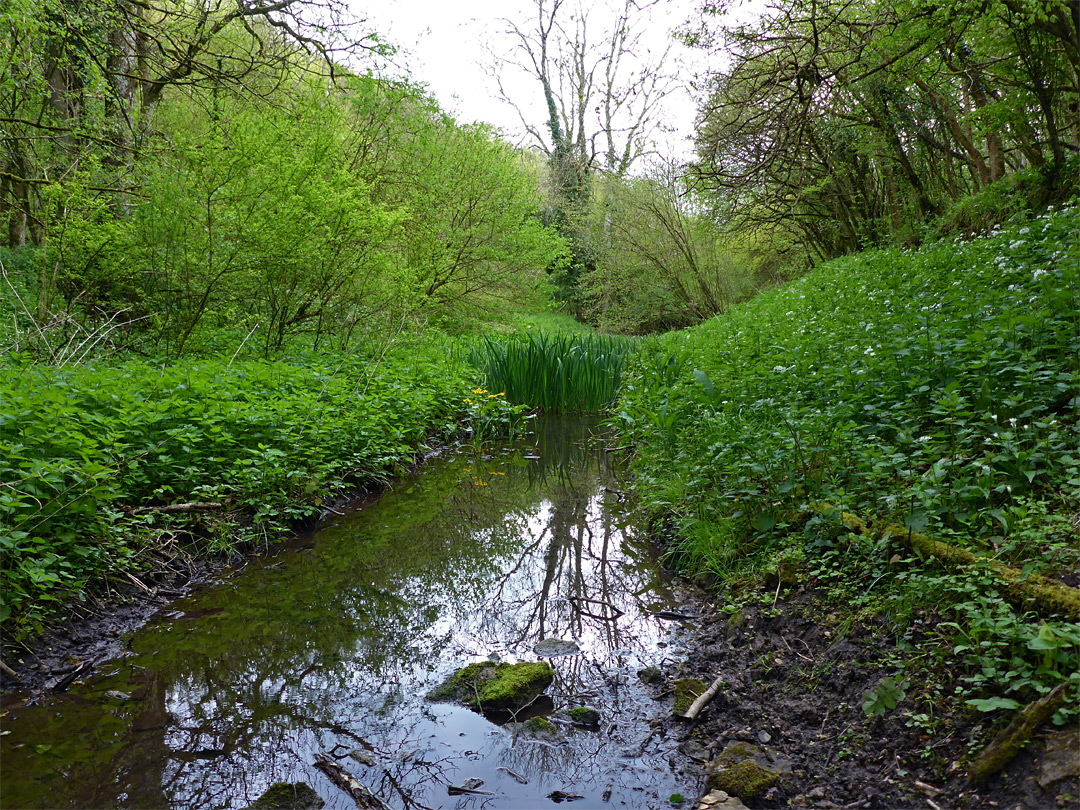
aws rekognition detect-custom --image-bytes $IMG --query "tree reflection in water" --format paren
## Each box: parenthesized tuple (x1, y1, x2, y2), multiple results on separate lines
(0, 415, 696, 809)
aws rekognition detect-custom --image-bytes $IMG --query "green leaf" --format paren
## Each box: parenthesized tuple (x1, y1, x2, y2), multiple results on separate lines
(966, 697, 1022, 712)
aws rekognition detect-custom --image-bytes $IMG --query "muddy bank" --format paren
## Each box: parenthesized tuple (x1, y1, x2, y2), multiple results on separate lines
(654, 580, 1079, 809)
(0, 477, 394, 696)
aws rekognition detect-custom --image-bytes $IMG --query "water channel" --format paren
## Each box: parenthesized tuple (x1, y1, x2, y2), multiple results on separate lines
(1, 415, 702, 809)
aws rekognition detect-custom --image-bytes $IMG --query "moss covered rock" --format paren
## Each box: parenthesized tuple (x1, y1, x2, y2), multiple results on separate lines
(568, 705, 601, 726)
(673, 678, 707, 716)
(248, 782, 324, 809)
(707, 760, 781, 801)
(427, 661, 554, 712)
(517, 716, 564, 742)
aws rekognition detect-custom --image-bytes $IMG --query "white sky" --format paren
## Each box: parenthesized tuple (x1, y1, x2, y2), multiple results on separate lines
(358, 0, 710, 164)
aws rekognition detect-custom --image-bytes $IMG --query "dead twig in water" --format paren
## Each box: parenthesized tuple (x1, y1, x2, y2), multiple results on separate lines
(314, 752, 388, 809)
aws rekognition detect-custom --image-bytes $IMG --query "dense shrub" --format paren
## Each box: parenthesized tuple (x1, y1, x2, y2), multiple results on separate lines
(617, 204, 1079, 718)
(0, 340, 473, 636)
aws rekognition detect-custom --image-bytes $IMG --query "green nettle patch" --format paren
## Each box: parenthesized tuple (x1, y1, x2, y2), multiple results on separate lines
(618, 205, 1080, 721)
(0, 341, 475, 638)
(467, 332, 635, 413)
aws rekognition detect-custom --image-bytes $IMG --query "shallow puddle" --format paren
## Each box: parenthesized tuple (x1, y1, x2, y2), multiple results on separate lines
(1, 416, 700, 808)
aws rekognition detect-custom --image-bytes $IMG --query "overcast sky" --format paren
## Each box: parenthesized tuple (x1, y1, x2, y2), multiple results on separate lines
(360, 0, 709, 163)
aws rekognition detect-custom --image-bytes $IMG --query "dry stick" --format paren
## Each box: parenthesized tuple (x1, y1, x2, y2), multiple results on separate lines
(313, 753, 388, 809)
(680, 673, 725, 721)
(124, 571, 153, 594)
(0, 660, 20, 680)
(967, 682, 1068, 785)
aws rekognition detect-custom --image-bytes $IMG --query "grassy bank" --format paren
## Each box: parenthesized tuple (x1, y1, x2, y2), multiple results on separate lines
(0, 338, 481, 639)
(617, 204, 1079, 722)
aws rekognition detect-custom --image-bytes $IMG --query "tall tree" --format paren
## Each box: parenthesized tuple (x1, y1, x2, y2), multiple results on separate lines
(489, 0, 680, 306)
(1, 0, 382, 247)
(689, 0, 1079, 258)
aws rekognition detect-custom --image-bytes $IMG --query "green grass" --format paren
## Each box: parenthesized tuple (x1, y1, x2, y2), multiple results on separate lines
(618, 203, 1080, 721)
(0, 338, 475, 638)
(467, 332, 635, 413)
(508, 311, 596, 335)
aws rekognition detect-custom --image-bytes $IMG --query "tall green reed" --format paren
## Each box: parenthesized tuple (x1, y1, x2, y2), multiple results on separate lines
(467, 332, 635, 412)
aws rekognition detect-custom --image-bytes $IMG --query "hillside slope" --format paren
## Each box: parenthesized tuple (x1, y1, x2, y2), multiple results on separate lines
(617, 203, 1079, 759)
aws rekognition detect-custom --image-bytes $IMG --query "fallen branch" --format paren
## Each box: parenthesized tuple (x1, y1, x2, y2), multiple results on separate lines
(653, 609, 698, 621)
(313, 752, 388, 809)
(680, 674, 725, 721)
(125, 571, 154, 594)
(0, 660, 19, 680)
(805, 504, 1079, 620)
(967, 683, 1068, 785)
(126, 502, 224, 516)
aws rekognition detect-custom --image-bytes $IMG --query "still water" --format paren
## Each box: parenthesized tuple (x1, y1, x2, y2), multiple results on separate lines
(1, 416, 700, 808)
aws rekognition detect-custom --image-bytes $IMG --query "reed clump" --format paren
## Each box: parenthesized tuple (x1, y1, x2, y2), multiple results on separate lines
(468, 332, 634, 413)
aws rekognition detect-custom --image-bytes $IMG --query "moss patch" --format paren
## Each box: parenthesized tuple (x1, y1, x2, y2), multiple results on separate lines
(674, 678, 708, 716)
(518, 716, 564, 742)
(248, 782, 324, 809)
(707, 760, 780, 801)
(568, 705, 601, 726)
(427, 661, 554, 712)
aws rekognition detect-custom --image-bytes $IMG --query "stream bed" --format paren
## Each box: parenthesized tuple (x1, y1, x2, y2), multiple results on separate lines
(1, 416, 703, 809)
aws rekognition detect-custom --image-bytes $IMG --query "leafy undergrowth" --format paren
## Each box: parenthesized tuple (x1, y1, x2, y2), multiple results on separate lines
(0, 338, 479, 639)
(617, 204, 1080, 729)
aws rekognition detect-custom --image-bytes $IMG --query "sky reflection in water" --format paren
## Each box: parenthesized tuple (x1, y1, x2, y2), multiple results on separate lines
(1, 415, 698, 809)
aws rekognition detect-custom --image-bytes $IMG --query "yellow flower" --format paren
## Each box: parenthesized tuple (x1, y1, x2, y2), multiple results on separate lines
(472, 387, 487, 395)
(463, 398, 472, 404)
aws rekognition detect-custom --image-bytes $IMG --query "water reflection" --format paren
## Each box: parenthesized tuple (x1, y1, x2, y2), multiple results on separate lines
(1, 415, 695, 809)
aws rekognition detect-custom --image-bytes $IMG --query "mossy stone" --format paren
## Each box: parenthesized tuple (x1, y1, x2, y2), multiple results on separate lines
(638, 666, 664, 685)
(427, 661, 554, 712)
(673, 678, 708, 716)
(519, 716, 564, 742)
(707, 760, 780, 800)
(248, 782, 324, 809)
(568, 705, 601, 726)
(763, 555, 800, 590)
(714, 741, 764, 766)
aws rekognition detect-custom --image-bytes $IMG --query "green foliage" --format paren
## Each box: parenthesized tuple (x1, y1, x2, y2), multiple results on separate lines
(618, 204, 1080, 717)
(0, 339, 473, 636)
(468, 332, 636, 413)
(690, 0, 1078, 257)
(132, 91, 404, 357)
(386, 114, 567, 320)
(862, 676, 908, 717)
(3, 64, 563, 361)
(460, 387, 529, 444)
(582, 166, 759, 335)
